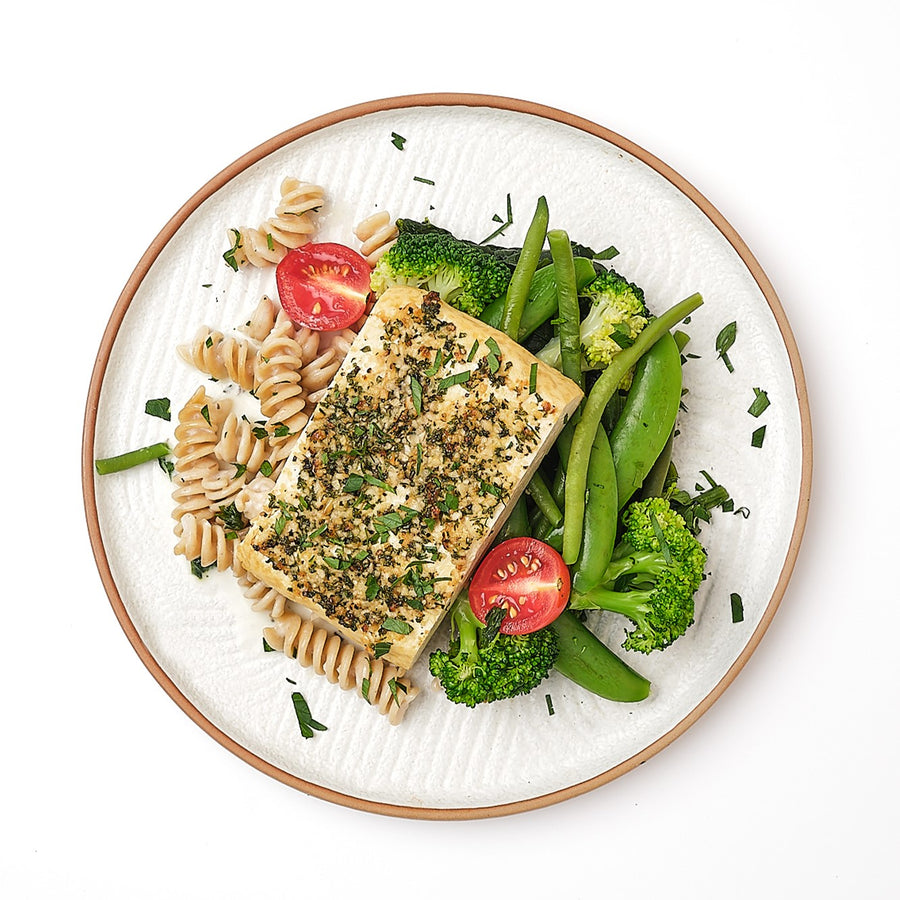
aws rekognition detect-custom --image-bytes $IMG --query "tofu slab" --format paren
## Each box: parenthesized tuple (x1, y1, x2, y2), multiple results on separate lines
(237, 287, 582, 669)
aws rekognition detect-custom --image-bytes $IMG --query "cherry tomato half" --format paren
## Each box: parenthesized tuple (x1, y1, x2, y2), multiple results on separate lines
(275, 242, 370, 331)
(469, 538, 571, 635)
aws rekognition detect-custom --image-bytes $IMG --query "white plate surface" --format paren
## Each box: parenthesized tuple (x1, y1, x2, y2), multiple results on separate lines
(85, 96, 810, 818)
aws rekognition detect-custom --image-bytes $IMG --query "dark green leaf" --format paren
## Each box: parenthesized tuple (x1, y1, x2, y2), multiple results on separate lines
(716, 321, 737, 373)
(437, 370, 471, 391)
(730, 592, 745, 623)
(748, 388, 771, 417)
(343, 473, 365, 493)
(382, 617, 412, 635)
(144, 397, 171, 421)
(410, 375, 423, 414)
(751, 425, 767, 448)
(291, 691, 327, 739)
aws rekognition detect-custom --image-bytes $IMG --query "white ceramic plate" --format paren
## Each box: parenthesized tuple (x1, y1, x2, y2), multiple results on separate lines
(83, 94, 812, 819)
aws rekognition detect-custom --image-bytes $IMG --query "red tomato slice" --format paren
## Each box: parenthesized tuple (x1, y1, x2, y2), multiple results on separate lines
(469, 538, 570, 635)
(275, 242, 370, 331)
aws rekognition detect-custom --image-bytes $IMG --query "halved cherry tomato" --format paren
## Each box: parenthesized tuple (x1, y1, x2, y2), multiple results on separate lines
(469, 538, 570, 635)
(275, 242, 370, 331)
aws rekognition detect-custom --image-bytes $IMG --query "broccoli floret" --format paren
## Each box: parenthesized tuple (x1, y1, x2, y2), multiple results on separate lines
(534, 266, 649, 372)
(569, 496, 707, 653)
(428, 595, 559, 707)
(369, 230, 512, 318)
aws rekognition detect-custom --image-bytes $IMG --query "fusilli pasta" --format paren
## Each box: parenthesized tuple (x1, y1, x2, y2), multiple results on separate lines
(354, 210, 397, 266)
(171, 387, 233, 527)
(177, 326, 258, 392)
(255, 313, 309, 442)
(263, 611, 419, 724)
(227, 178, 325, 269)
(174, 512, 244, 574)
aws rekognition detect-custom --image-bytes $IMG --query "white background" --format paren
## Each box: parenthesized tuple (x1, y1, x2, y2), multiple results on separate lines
(3, 1, 897, 897)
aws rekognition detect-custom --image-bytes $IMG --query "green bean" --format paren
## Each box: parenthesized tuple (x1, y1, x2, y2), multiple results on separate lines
(571, 423, 618, 594)
(551, 611, 651, 702)
(499, 196, 548, 339)
(94, 442, 171, 475)
(495, 495, 530, 542)
(609, 331, 683, 509)
(562, 293, 703, 564)
(547, 229, 584, 391)
(480, 257, 597, 340)
(526, 469, 562, 529)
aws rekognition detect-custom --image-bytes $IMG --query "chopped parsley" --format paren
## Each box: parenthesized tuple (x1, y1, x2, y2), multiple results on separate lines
(291, 691, 327, 739)
(144, 397, 171, 421)
(748, 388, 771, 417)
(716, 321, 737, 373)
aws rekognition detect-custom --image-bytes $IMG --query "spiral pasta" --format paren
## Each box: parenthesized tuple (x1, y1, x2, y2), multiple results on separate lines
(226, 178, 325, 269)
(236, 570, 289, 619)
(239, 294, 278, 342)
(233, 473, 277, 521)
(298, 327, 356, 405)
(254, 313, 308, 442)
(177, 326, 258, 392)
(354, 210, 397, 266)
(174, 512, 244, 573)
(171, 387, 233, 527)
(263, 611, 419, 724)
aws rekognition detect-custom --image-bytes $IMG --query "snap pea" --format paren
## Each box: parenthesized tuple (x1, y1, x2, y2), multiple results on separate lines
(638, 428, 675, 500)
(609, 330, 683, 510)
(636, 330, 689, 501)
(480, 257, 597, 340)
(551, 611, 650, 702)
(571, 423, 618, 594)
(499, 196, 548, 339)
(562, 293, 703, 564)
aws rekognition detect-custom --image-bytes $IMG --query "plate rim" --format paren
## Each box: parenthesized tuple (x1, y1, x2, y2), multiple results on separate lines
(81, 91, 813, 820)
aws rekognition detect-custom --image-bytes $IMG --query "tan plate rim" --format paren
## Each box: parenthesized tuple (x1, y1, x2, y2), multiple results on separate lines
(81, 92, 813, 820)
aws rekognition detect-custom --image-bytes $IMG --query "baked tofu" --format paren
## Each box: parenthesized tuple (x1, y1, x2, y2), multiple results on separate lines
(237, 287, 582, 670)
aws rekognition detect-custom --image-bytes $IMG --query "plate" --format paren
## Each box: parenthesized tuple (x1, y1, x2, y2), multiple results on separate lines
(82, 94, 812, 819)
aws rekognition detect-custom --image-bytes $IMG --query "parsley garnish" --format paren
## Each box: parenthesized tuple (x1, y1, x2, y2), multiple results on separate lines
(438, 370, 471, 391)
(423, 349, 443, 377)
(373, 642, 392, 659)
(144, 397, 171, 421)
(716, 321, 737, 373)
(390, 132, 407, 150)
(529, 362, 538, 394)
(730, 592, 745, 623)
(410, 375, 423, 414)
(751, 425, 767, 448)
(190, 558, 215, 579)
(413, 175, 435, 185)
(291, 691, 327, 739)
(223, 228, 242, 271)
(481, 193, 513, 243)
(343, 473, 365, 493)
(748, 388, 771, 417)
(382, 618, 412, 635)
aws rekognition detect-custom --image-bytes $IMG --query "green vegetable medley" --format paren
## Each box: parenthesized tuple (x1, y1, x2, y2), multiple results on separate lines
(369, 196, 742, 708)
